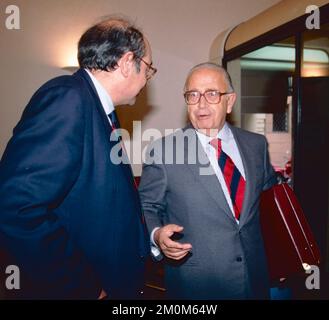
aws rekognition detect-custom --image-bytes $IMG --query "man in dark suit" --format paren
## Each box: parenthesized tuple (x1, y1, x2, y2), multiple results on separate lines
(139, 63, 276, 299)
(0, 17, 157, 299)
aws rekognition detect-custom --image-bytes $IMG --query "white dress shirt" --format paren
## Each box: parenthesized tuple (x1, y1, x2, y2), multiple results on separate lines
(85, 69, 115, 125)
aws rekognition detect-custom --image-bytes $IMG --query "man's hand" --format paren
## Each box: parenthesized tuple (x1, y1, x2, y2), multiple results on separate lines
(154, 224, 192, 260)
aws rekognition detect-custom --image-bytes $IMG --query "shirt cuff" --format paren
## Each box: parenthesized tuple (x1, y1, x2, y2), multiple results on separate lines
(150, 227, 163, 260)
(150, 227, 160, 247)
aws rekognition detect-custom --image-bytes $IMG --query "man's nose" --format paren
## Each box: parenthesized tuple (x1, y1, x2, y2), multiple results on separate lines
(198, 95, 207, 108)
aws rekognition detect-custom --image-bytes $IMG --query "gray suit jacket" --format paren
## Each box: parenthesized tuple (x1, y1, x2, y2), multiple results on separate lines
(139, 124, 276, 299)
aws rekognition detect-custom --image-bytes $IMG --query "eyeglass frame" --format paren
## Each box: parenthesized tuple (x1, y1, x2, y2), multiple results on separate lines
(136, 57, 157, 80)
(183, 89, 231, 105)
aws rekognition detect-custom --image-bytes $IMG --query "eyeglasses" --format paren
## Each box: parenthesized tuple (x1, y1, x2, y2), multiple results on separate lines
(138, 57, 157, 80)
(184, 90, 230, 105)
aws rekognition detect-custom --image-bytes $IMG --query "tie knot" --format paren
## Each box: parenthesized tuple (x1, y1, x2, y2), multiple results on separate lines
(209, 138, 222, 159)
(210, 138, 222, 150)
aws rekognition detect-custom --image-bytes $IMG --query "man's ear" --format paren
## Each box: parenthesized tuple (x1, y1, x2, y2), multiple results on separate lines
(226, 92, 236, 114)
(117, 51, 135, 78)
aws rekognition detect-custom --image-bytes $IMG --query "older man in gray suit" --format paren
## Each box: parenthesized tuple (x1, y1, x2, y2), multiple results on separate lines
(139, 62, 276, 299)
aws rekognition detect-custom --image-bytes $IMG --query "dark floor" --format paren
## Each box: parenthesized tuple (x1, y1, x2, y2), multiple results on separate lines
(143, 257, 166, 300)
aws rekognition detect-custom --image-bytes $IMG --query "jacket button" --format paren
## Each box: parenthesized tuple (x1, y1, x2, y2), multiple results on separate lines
(236, 256, 242, 262)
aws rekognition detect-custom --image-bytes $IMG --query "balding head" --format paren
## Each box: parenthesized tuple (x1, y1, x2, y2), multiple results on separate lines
(184, 62, 234, 93)
(78, 16, 146, 72)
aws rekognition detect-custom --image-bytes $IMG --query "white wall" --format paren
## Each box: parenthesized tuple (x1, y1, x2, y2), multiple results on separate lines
(0, 0, 280, 174)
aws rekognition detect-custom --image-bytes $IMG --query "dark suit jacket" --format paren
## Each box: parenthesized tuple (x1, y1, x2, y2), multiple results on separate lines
(139, 125, 276, 299)
(0, 69, 148, 299)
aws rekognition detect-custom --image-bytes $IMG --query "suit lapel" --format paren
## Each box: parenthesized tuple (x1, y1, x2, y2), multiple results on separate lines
(183, 127, 235, 222)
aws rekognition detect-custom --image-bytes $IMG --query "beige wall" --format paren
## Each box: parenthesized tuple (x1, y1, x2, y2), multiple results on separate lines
(0, 0, 279, 175)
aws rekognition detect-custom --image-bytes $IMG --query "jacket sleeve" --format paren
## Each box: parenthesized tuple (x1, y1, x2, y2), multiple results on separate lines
(138, 142, 167, 259)
(0, 84, 93, 296)
(262, 136, 277, 191)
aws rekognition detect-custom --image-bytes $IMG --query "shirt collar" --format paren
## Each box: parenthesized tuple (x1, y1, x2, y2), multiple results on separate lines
(195, 122, 232, 147)
(85, 69, 114, 115)
(217, 122, 233, 142)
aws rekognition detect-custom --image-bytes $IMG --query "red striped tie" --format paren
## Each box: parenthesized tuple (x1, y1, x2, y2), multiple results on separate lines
(210, 138, 245, 220)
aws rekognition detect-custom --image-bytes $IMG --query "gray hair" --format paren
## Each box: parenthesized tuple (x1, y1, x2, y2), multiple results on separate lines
(184, 62, 234, 92)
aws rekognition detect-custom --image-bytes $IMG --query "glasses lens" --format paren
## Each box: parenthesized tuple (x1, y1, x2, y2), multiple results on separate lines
(205, 91, 220, 103)
(143, 62, 156, 80)
(185, 91, 200, 104)
(184, 90, 224, 104)
(146, 67, 153, 79)
(151, 66, 157, 77)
